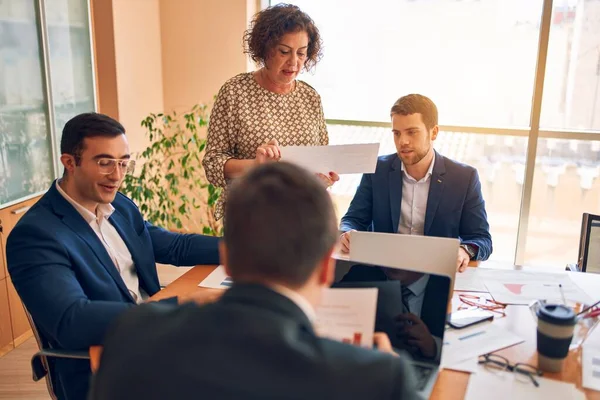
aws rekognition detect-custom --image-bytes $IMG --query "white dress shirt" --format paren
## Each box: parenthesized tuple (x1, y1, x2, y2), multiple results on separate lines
(398, 152, 436, 235)
(269, 283, 316, 323)
(56, 181, 147, 303)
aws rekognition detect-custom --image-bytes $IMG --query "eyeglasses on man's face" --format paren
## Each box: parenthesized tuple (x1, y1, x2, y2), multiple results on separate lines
(95, 158, 136, 175)
(478, 353, 543, 387)
(73, 156, 136, 175)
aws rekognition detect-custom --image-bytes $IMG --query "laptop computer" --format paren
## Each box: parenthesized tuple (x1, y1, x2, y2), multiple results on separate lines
(333, 264, 451, 398)
(577, 213, 600, 273)
(348, 231, 460, 285)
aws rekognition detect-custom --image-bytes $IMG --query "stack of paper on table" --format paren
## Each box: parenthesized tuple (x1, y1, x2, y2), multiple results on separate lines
(198, 265, 231, 289)
(454, 268, 594, 305)
(441, 322, 524, 373)
(481, 270, 592, 305)
(454, 267, 488, 292)
(465, 365, 586, 400)
(582, 323, 600, 392)
(199, 266, 378, 348)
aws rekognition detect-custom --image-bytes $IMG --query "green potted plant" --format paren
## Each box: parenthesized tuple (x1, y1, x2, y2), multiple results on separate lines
(121, 104, 222, 236)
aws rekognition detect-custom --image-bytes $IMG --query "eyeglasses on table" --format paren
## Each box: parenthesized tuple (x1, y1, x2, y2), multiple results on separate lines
(478, 353, 543, 387)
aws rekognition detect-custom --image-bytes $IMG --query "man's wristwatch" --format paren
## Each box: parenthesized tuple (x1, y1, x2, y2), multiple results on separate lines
(460, 244, 477, 260)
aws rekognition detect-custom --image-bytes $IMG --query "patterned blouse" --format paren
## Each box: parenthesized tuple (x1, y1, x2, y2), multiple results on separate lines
(202, 72, 329, 219)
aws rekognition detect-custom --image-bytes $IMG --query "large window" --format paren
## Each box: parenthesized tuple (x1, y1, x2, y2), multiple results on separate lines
(273, 0, 600, 269)
(0, 0, 95, 207)
(541, 0, 600, 131)
(292, 0, 543, 127)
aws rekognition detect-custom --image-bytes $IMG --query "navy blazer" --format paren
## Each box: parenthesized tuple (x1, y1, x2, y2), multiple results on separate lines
(90, 284, 421, 400)
(7, 181, 220, 400)
(340, 151, 492, 261)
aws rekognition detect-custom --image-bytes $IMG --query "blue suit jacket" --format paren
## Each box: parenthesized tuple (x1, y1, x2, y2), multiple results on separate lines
(7, 181, 220, 400)
(340, 152, 492, 261)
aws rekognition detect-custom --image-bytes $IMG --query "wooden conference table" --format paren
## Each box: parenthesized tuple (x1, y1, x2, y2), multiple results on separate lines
(99, 264, 600, 399)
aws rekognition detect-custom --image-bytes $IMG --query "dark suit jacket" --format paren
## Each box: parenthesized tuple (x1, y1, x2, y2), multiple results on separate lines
(6, 181, 220, 400)
(90, 284, 421, 400)
(340, 151, 492, 261)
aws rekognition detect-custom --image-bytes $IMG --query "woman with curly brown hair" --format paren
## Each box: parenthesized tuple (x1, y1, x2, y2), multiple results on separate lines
(202, 3, 338, 220)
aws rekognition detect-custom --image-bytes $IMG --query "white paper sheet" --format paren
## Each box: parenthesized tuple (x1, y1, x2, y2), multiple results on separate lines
(314, 287, 378, 349)
(568, 272, 600, 304)
(454, 267, 488, 292)
(197, 265, 232, 289)
(482, 270, 593, 305)
(465, 365, 586, 400)
(583, 345, 600, 391)
(443, 357, 479, 374)
(440, 322, 524, 367)
(332, 250, 350, 261)
(280, 143, 380, 175)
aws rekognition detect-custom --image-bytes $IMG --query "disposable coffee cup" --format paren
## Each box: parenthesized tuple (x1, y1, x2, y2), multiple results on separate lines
(536, 304, 576, 372)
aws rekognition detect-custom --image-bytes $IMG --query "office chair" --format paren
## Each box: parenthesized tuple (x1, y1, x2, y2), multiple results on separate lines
(24, 306, 90, 400)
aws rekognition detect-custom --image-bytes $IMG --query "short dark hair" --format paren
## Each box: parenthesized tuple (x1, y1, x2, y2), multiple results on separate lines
(60, 112, 125, 157)
(224, 162, 337, 288)
(243, 3, 323, 72)
(390, 94, 438, 131)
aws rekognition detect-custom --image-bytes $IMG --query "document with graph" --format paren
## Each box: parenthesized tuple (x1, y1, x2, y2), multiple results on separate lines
(198, 265, 232, 289)
(314, 287, 378, 349)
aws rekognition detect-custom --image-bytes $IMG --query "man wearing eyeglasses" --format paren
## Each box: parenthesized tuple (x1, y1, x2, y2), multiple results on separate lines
(6, 112, 221, 400)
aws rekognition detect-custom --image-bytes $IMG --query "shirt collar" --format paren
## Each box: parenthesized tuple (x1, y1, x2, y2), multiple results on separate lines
(268, 283, 316, 323)
(56, 180, 115, 224)
(407, 274, 430, 297)
(401, 151, 436, 182)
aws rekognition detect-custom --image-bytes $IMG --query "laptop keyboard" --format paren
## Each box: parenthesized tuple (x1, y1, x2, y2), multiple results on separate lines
(413, 364, 434, 391)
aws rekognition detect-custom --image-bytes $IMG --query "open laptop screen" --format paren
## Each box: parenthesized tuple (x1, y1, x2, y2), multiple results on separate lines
(579, 213, 600, 273)
(584, 220, 600, 273)
(332, 263, 451, 365)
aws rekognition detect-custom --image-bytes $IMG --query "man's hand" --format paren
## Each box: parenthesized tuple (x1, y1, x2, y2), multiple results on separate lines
(373, 332, 398, 357)
(178, 288, 224, 305)
(255, 139, 281, 164)
(339, 229, 356, 253)
(395, 313, 436, 358)
(316, 171, 340, 188)
(457, 247, 470, 272)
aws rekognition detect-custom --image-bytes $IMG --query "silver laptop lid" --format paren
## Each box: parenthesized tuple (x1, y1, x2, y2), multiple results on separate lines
(348, 231, 459, 286)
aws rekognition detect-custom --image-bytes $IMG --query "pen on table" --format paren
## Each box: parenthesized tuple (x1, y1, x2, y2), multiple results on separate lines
(559, 284, 567, 305)
(458, 331, 486, 341)
(577, 299, 600, 316)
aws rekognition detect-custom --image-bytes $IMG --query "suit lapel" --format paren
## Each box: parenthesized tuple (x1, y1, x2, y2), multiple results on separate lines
(48, 183, 134, 301)
(424, 152, 446, 235)
(108, 211, 154, 293)
(389, 156, 403, 233)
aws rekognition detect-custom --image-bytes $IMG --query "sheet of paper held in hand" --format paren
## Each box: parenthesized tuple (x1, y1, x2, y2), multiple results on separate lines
(199, 268, 379, 349)
(314, 287, 378, 349)
(279, 143, 380, 175)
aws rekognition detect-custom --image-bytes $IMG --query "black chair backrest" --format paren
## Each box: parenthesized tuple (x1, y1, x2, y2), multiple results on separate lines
(24, 306, 58, 400)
